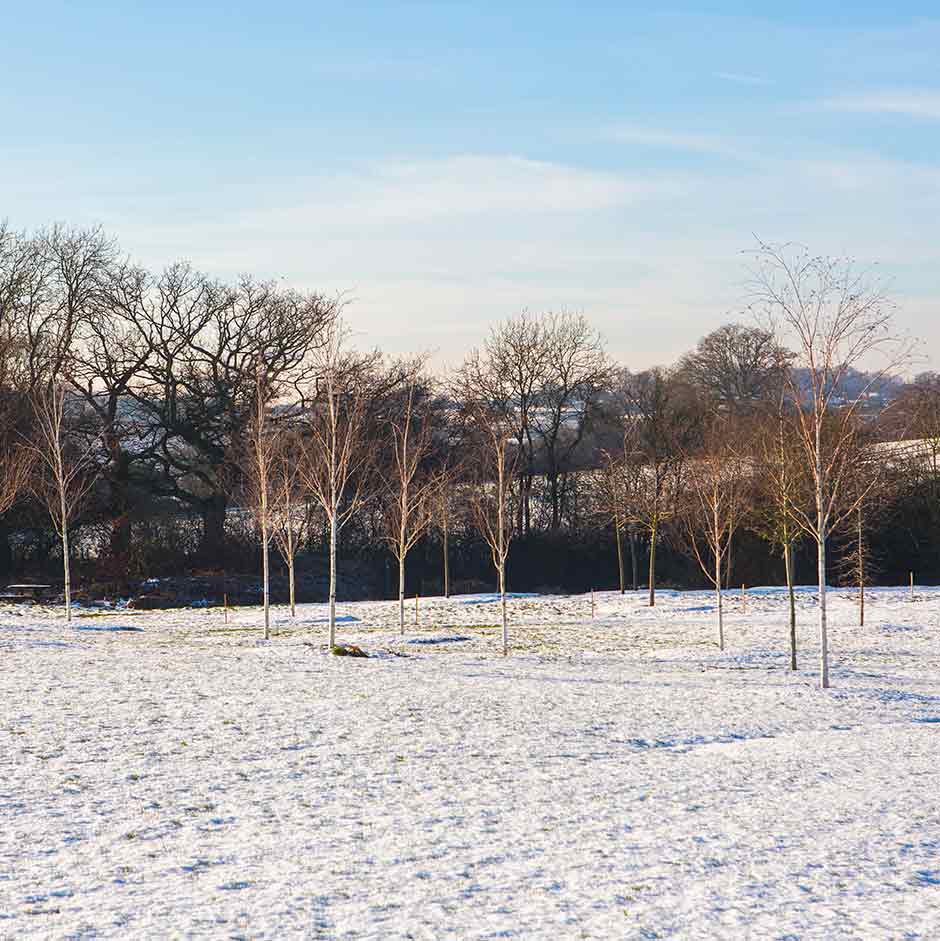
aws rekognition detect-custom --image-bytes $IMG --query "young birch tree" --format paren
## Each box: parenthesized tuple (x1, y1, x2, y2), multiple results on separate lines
(382, 378, 438, 633)
(467, 403, 519, 656)
(750, 242, 911, 688)
(241, 366, 279, 639)
(751, 407, 808, 670)
(27, 382, 96, 620)
(679, 416, 748, 651)
(432, 466, 458, 598)
(623, 368, 702, 606)
(299, 323, 375, 648)
(270, 429, 310, 618)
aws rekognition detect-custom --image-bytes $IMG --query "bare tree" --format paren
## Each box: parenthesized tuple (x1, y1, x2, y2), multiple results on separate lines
(121, 266, 339, 562)
(431, 466, 459, 599)
(299, 322, 376, 648)
(270, 429, 311, 618)
(622, 368, 703, 606)
(678, 323, 790, 410)
(26, 382, 97, 620)
(596, 444, 644, 594)
(750, 241, 911, 688)
(531, 312, 613, 529)
(458, 312, 549, 535)
(381, 376, 438, 633)
(241, 366, 280, 639)
(467, 403, 519, 655)
(751, 407, 809, 670)
(678, 416, 748, 651)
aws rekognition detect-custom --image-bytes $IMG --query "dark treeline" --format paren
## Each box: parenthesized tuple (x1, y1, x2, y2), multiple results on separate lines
(1, 224, 937, 625)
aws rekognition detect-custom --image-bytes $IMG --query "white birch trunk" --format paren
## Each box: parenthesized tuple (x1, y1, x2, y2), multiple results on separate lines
(614, 515, 625, 594)
(398, 554, 406, 634)
(329, 513, 337, 648)
(816, 421, 829, 689)
(61, 513, 72, 623)
(500, 561, 508, 657)
(715, 550, 724, 651)
(443, 513, 450, 599)
(289, 554, 296, 618)
(784, 541, 796, 671)
(262, 526, 270, 640)
(647, 522, 657, 607)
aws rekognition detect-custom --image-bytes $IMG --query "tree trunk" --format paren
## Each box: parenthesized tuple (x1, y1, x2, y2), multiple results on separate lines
(329, 514, 337, 648)
(107, 449, 132, 562)
(61, 516, 72, 623)
(443, 515, 450, 599)
(398, 552, 406, 634)
(499, 560, 508, 656)
(715, 555, 724, 652)
(784, 540, 797, 670)
(200, 493, 228, 564)
(858, 510, 865, 628)
(647, 523, 657, 607)
(818, 532, 829, 688)
(289, 553, 296, 618)
(715, 531, 724, 652)
(614, 516, 625, 594)
(523, 476, 531, 536)
(816, 423, 829, 689)
(262, 529, 270, 640)
(549, 471, 560, 530)
(630, 528, 639, 591)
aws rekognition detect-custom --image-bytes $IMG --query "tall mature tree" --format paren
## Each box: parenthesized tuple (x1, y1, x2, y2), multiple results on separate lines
(749, 241, 911, 688)
(458, 311, 549, 535)
(530, 312, 613, 529)
(678, 323, 790, 410)
(68, 259, 154, 565)
(124, 266, 339, 562)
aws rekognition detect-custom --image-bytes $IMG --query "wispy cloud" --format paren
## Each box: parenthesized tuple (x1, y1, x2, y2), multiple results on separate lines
(715, 71, 771, 86)
(604, 125, 756, 161)
(820, 90, 940, 120)
(234, 155, 686, 230)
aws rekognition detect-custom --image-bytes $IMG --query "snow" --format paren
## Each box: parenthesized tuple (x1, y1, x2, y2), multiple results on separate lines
(2, 586, 940, 939)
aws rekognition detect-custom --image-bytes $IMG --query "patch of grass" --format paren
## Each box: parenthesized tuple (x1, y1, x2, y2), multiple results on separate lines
(331, 644, 368, 658)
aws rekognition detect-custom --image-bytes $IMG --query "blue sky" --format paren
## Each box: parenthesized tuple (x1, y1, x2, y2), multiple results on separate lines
(2, 2, 939, 369)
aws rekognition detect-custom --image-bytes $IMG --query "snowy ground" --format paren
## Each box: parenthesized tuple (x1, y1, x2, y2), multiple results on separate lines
(2, 586, 940, 939)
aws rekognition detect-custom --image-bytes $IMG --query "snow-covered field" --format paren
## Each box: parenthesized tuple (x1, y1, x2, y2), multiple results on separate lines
(2, 586, 940, 939)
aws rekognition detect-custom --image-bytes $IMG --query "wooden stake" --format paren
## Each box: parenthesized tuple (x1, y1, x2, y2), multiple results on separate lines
(742, 584, 747, 613)
(911, 572, 915, 602)
(414, 593, 419, 626)
(224, 593, 229, 624)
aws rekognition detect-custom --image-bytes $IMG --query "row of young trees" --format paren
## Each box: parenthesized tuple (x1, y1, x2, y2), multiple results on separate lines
(0, 224, 929, 686)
